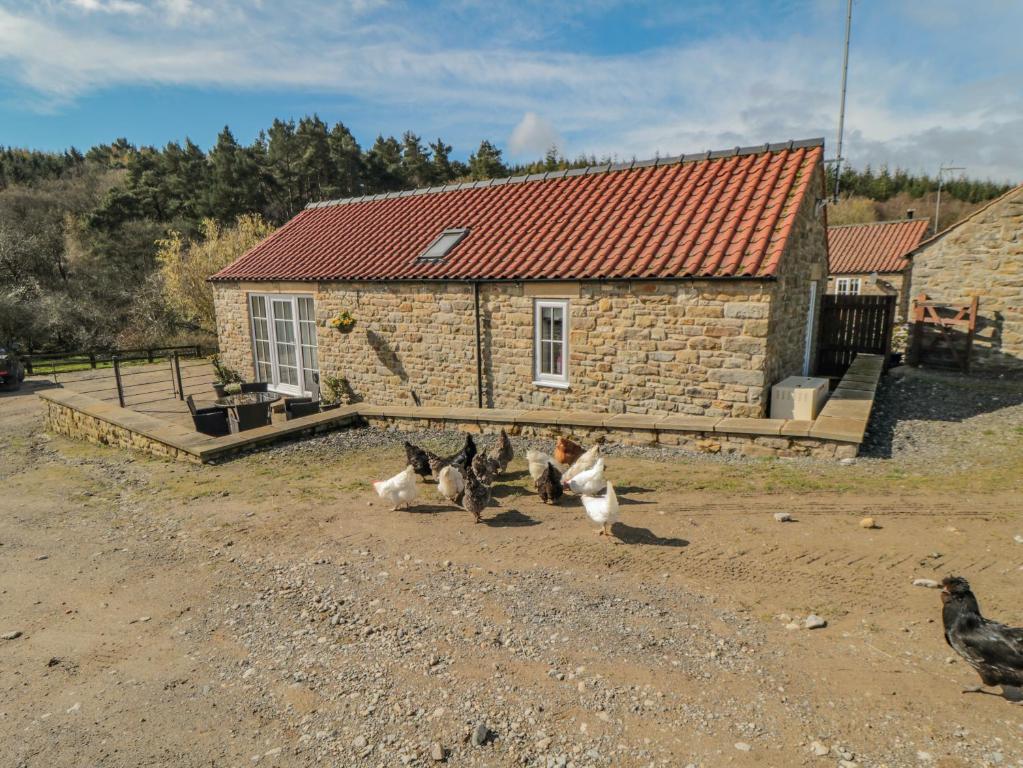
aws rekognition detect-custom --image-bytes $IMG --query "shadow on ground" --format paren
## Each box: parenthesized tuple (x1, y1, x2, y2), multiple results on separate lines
(861, 366, 1023, 459)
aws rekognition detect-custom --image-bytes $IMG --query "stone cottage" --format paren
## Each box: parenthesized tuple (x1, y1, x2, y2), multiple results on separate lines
(826, 217, 929, 321)
(210, 139, 829, 418)
(907, 183, 1023, 373)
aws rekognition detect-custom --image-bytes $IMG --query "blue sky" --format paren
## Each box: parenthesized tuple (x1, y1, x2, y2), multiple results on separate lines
(1, 1, 1021, 180)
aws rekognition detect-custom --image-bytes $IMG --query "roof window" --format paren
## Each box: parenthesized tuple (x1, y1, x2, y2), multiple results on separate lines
(418, 228, 469, 261)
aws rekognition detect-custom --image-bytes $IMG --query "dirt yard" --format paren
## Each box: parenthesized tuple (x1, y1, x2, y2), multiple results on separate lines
(2, 368, 1022, 768)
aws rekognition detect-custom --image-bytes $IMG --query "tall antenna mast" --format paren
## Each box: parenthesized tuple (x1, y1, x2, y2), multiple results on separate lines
(833, 0, 853, 201)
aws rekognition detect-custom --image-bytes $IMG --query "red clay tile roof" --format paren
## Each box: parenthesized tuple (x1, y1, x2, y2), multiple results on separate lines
(827, 218, 929, 275)
(212, 139, 824, 282)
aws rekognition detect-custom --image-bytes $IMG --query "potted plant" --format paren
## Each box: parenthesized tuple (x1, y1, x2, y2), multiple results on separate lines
(209, 354, 243, 398)
(320, 373, 354, 409)
(329, 310, 356, 334)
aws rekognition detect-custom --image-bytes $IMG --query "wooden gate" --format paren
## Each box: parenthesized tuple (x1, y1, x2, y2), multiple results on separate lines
(816, 294, 896, 377)
(907, 294, 979, 373)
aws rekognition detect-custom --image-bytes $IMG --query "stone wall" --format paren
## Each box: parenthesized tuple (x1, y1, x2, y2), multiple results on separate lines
(481, 280, 773, 417)
(362, 414, 857, 460)
(42, 398, 201, 463)
(764, 163, 829, 390)
(908, 186, 1023, 372)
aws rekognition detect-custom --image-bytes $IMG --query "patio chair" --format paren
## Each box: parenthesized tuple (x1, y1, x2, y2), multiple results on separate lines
(186, 395, 230, 437)
(286, 399, 321, 420)
(230, 400, 272, 432)
(240, 381, 269, 393)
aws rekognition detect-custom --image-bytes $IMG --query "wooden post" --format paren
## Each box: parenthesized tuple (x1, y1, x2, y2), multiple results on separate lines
(112, 356, 125, 407)
(89, 352, 97, 369)
(882, 295, 895, 369)
(963, 295, 979, 374)
(908, 293, 926, 367)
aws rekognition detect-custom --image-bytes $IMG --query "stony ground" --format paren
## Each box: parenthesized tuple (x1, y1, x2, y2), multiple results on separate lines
(2, 368, 1022, 768)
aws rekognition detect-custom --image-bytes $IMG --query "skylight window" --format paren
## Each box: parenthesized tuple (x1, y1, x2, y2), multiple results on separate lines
(418, 228, 469, 261)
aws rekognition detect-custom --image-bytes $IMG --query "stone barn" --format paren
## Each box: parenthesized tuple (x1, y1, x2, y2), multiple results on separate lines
(826, 217, 930, 321)
(210, 139, 829, 418)
(907, 183, 1023, 373)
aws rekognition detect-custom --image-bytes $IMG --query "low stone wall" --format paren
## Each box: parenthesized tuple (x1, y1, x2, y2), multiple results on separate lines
(362, 413, 856, 459)
(40, 353, 883, 464)
(42, 397, 203, 463)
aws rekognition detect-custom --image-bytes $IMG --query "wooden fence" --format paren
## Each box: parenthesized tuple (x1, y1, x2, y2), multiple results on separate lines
(816, 295, 896, 377)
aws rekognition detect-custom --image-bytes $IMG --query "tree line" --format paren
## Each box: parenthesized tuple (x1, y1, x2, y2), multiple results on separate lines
(0, 115, 1013, 352)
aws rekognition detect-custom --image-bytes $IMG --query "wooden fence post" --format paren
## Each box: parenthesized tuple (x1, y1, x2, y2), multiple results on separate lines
(907, 293, 926, 367)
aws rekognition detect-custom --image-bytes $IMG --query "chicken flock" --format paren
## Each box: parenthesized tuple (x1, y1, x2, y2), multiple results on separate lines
(371, 431, 619, 536)
(377, 433, 1023, 701)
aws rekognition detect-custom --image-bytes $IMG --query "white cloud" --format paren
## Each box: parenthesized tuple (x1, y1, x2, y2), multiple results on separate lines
(0, 1, 1020, 180)
(66, 0, 143, 14)
(508, 112, 562, 158)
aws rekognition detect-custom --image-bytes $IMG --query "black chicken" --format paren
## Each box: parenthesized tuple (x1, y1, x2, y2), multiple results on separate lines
(449, 433, 477, 470)
(403, 441, 433, 481)
(536, 462, 564, 505)
(941, 576, 1023, 697)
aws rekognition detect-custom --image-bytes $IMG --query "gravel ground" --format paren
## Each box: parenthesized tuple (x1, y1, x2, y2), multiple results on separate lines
(861, 365, 1023, 462)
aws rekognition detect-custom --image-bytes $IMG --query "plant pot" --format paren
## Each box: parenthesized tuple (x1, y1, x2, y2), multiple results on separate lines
(337, 323, 355, 334)
(212, 382, 228, 398)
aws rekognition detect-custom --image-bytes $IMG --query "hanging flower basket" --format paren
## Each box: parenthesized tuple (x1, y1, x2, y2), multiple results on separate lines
(329, 311, 356, 334)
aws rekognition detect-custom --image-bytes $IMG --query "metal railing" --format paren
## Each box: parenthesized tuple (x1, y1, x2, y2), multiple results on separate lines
(45, 346, 213, 409)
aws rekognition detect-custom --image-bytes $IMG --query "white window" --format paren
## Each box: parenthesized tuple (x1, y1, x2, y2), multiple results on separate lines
(835, 277, 861, 295)
(248, 293, 319, 397)
(533, 299, 569, 388)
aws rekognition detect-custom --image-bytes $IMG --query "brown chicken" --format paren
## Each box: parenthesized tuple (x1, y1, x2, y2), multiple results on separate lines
(536, 462, 564, 505)
(553, 436, 585, 467)
(461, 465, 491, 523)
(471, 450, 500, 486)
(495, 429, 514, 474)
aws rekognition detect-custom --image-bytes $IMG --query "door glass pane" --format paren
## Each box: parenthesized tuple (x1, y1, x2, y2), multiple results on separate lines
(297, 297, 318, 395)
(250, 296, 272, 382)
(272, 300, 299, 387)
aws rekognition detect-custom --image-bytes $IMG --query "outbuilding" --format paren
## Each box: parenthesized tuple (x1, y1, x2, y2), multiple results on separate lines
(826, 217, 929, 321)
(210, 139, 829, 418)
(907, 183, 1023, 373)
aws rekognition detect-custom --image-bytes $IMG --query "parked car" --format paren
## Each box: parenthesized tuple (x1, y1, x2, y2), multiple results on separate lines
(0, 347, 26, 390)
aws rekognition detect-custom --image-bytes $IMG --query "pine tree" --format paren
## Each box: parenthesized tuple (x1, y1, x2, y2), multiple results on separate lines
(468, 140, 506, 181)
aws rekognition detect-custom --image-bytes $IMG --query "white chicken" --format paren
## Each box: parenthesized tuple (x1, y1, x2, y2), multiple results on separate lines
(581, 481, 619, 537)
(372, 465, 418, 510)
(565, 457, 606, 495)
(561, 444, 601, 483)
(436, 465, 465, 506)
(527, 450, 566, 481)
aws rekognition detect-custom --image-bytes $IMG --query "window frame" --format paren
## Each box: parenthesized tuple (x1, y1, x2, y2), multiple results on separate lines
(247, 292, 318, 397)
(835, 277, 861, 295)
(417, 228, 469, 262)
(533, 298, 570, 389)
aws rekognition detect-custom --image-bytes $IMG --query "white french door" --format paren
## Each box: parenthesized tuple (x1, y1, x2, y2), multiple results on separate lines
(249, 294, 318, 396)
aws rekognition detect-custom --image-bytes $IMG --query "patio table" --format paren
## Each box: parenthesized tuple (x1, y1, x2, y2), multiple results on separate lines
(213, 391, 281, 432)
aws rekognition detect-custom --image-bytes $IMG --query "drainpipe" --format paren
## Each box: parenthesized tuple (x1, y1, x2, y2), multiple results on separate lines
(473, 281, 483, 408)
